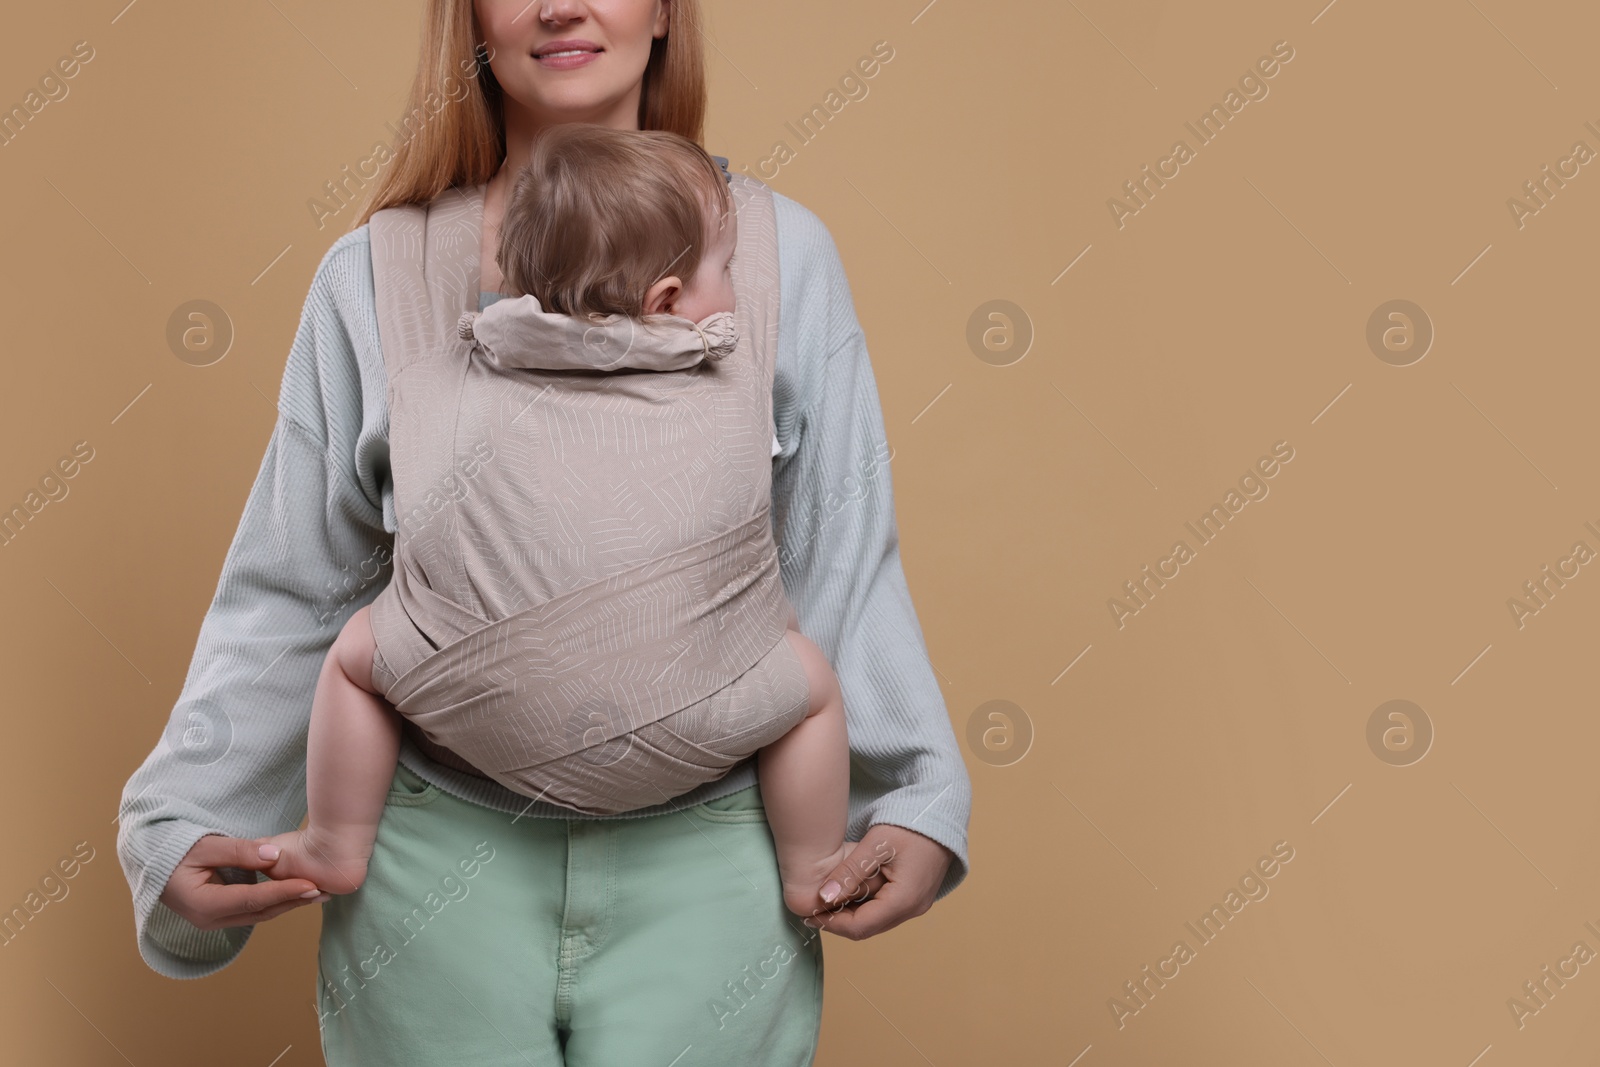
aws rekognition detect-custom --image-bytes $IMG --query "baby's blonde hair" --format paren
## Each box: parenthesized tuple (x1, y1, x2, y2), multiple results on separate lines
(497, 123, 732, 320)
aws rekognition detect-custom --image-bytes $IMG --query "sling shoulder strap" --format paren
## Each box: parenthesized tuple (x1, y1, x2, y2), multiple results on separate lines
(368, 182, 486, 382)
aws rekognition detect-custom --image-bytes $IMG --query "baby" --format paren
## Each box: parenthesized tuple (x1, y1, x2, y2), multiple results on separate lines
(264, 124, 851, 919)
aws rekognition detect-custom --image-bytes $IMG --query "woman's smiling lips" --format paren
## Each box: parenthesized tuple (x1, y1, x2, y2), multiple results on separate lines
(533, 38, 603, 70)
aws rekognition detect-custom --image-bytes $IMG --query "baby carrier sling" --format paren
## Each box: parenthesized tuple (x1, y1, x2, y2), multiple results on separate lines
(363, 170, 810, 815)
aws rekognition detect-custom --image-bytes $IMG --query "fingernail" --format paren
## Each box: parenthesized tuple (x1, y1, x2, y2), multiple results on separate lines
(299, 889, 322, 899)
(314, 893, 332, 903)
(258, 844, 281, 861)
(820, 880, 841, 904)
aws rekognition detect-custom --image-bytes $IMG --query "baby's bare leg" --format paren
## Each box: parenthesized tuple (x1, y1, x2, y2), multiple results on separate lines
(261, 604, 399, 895)
(758, 626, 851, 918)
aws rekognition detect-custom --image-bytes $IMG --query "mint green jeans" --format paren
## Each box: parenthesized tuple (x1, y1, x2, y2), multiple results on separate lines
(315, 764, 824, 1065)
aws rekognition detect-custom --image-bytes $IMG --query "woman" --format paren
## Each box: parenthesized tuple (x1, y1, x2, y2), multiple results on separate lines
(116, 1, 971, 1063)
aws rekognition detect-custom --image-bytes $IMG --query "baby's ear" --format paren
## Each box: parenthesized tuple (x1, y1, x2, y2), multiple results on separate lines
(643, 275, 682, 317)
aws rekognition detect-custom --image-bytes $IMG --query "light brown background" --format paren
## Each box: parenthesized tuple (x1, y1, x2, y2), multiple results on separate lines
(2, 0, 1597, 1063)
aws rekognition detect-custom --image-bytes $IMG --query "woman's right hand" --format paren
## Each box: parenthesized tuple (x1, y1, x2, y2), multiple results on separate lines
(158, 834, 329, 931)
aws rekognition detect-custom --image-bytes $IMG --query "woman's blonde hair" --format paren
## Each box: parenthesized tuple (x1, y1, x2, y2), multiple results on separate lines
(350, 0, 708, 228)
(496, 123, 730, 319)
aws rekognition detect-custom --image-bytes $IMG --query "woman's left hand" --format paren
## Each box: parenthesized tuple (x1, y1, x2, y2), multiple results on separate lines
(802, 824, 954, 940)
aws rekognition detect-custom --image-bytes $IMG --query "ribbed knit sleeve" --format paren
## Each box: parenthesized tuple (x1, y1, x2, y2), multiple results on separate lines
(769, 192, 972, 901)
(114, 229, 393, 979)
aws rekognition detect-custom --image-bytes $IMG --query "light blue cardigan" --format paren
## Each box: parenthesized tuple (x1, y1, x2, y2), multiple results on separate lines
(116, 187, 973, 979)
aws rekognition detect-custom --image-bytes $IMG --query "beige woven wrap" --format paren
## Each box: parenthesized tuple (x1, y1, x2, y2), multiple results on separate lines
(364, 174, 810, 815)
